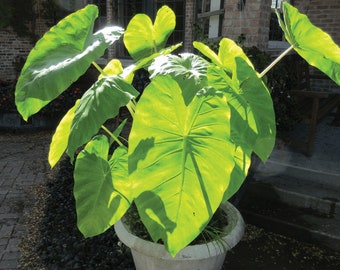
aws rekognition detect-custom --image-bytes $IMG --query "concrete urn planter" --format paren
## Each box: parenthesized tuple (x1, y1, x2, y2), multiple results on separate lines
(114, 201, 245, 270)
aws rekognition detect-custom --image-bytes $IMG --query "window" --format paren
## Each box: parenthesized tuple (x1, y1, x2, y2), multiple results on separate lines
(196, 0, 224, 39)
(271, 0, 285, 9)
(269, 0, 293, 49)
(91, 0, 107, 30)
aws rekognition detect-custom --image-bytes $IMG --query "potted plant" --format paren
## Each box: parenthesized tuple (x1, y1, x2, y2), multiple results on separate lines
(14, 3, 340, 269)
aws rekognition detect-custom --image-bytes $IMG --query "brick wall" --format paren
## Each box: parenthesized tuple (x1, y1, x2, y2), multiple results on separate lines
(220, 0, 340, 52)
(0, 0, 50, 81)
(0, 30, 33, 80)
(295, 0, 340, 45)
(184, 0, 196, 52)
(295, 0, 340, 93)
(1, 0, 339, 81)
(222, 0, 271, 50)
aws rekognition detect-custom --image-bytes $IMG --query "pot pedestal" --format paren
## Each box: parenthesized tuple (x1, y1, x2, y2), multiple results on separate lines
(114, 201, 244, 270)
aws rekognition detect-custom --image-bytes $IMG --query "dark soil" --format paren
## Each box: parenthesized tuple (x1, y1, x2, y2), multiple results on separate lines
(19, 157, 340, 270)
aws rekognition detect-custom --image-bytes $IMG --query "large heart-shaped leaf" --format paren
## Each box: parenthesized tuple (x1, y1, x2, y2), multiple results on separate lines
(48, 100, 80, 168)
(279, 2, 340, 85)
(67, 76, 139, 160)
(123, 5, 175, 61)
(196, 38, 275, 200)
(199, 38, 276, 162)
(74, 135, 131, 237)
(193, 41, 223, 67)
(232, 57, 276, 161)
(15, 5, 124, 120)
(128, 75, 235, 256)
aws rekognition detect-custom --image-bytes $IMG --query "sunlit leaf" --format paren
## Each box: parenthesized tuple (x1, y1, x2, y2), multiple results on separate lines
(74, 135, 131, 237)
(121, 43, 182, 83)
(99, 59, 124, 79)
(148, 53, 209, 104)
(279, 2, 340, 85)
(67, 76, 139, 160)
(48, 100, 80, 168)
(129, 75, 234, 256)
(207, 38, 276, 162)
(193, 41, 223, 67)
(15, 5, 124, 120)
(123, 5, 175, 61)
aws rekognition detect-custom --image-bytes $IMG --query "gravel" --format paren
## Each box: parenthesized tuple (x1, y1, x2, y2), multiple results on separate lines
(19, 158, 134, 270)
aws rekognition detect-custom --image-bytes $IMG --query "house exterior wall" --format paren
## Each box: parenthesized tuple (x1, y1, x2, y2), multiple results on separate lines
(295, 0, 340, 45)
(0, 31, 33, 80)
(0, 0, 339, 80)
(0, 2, 51, 81)
(184, 0, 196, 52)
(295, 0, 340, 92)
(221, 0, 272, 50)
(220, 0, 340, 52)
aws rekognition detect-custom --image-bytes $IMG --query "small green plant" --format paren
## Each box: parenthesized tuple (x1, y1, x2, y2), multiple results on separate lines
(15, 3, 340, 257)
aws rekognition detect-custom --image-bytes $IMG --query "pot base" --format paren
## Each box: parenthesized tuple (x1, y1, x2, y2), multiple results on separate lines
(114, 201, 245, 270)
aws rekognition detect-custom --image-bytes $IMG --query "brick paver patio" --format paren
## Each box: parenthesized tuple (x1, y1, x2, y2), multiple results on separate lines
(0, 131, 51, 269)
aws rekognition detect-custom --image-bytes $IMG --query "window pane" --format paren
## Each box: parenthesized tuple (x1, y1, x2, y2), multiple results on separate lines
(271, 0, 291, 9)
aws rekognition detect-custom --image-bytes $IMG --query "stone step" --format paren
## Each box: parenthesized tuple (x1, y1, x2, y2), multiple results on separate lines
(238, 176, 340, 252)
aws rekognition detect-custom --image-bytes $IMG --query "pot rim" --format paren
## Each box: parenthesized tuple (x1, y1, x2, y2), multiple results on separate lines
(114, 201, 245, 260)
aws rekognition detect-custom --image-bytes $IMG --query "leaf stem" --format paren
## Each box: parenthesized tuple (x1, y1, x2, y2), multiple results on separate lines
(259, 45, 294, 78)
(92, 61, 107, 76)
(126, 100, 136, 118)
(101, 125, 123, 147)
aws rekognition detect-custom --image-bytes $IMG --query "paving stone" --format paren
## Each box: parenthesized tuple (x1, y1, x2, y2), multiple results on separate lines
(0, 195, 6, 205)
(2, 251, 20, 261)
(0, 131, 51, 269)
(0, 258, 18, 269)
(0, 206, 11, 214)
(0, 225, 14, 238)
(6, 239, 20, 252)
(0, 238, 8, 246)
(0, 161, 7, 171)
(0, 214, 18, 221)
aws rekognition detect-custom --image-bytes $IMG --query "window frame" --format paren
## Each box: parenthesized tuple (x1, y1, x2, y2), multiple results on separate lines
(268, 0, 293, 51)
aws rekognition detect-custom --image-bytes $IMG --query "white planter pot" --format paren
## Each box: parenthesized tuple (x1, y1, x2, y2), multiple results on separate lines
(114, 201, 245, 270)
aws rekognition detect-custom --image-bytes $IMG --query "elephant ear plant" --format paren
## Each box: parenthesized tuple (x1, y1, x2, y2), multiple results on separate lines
(15, 3, 340, 257)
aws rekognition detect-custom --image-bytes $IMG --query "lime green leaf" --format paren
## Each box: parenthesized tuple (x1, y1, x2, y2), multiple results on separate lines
(74, 135, 131, 237)
(122, 43, 182, 83)
(208, 38, 276, 162)
(222, 146, 252, 202)
(193, 41, 223, 66)
(148, 53, 209, 104)
(15, 5, 124, 120)
(99, 59, 123, 79)
(281, 2, 340, 85)
(149, 53, 208, 82)
(124, 5, 175, 61)
(235, 57, 275, 161)
(48, 100, 80, 168)
(67, 76, 138, 160)
(218, 38, 254, 76)
(208, 67, 255, 200)
(129, 75, 234, 256)
(198, 38, 275, 199)
(108, 146, 132, 206)
(112, 118, 128, 140)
